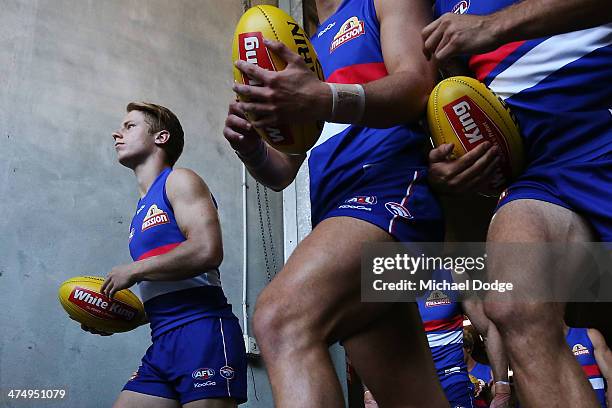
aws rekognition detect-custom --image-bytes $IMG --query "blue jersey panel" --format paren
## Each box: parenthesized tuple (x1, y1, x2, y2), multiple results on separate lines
(127, 168, 233, 338)
(309, 0, 442, 240)
(566, 328, 608, 407)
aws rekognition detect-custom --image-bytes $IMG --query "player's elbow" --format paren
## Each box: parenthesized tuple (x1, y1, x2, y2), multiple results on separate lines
(196, 243, 223, 270)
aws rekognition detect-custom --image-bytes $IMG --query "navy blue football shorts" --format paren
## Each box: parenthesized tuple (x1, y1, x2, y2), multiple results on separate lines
(123, 316, 247, 405)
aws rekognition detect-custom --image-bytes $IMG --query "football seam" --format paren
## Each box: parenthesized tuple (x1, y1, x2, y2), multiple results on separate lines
(431, 85, 447, 146)
(256, 6, 280, 42)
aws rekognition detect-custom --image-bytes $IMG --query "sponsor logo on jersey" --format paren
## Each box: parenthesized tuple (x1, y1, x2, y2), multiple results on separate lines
(346, 196, 377, 205)
(192, 368, 215, 380)
(220, 365, 235, 380)
(452, 0, 470, 14)
(136, 204, 146, 215)
(385, 202, 413, 219)
(425, 290, 452, 307)
(330, 17, 365, 53)
(194, 381, 216, 388)
(572, 344, 590, 356)
(318, 21, 336, 38)
(69, 287, 138, 321)
(141, 204, 170, 231)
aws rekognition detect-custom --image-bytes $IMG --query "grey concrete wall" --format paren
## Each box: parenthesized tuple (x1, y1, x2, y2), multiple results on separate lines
(0, 0, 282, 407)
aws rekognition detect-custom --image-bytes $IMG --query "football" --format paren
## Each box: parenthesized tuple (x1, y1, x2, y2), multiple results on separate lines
(233, 5, 325, 155)
(427, 76, 524, 189)
(58, 276, 146, 333)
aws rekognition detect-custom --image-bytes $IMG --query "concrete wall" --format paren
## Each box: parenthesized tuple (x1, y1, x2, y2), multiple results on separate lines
(0, 1, 346, 407)
(0, 0, 283, 406)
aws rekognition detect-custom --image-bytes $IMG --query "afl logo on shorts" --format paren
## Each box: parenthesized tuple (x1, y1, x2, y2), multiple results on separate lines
(141, 204, 170, 231)
(452, 0, 470, 14)
(385, 202, 413, 219)
(192, 368, 215, 380)
(346, 196, 377, 205)
(220, 366, 235, 380)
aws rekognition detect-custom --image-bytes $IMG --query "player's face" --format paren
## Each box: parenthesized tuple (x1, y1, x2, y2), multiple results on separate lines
(111, 110, 155, 168)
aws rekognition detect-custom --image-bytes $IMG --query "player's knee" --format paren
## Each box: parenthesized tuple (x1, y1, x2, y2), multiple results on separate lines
(253, 295, 296, 351)
(253, 291, 321, 355)
(484, 302, 548, 333)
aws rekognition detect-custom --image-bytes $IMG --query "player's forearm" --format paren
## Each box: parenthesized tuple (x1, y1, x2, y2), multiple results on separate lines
(132, 240, 222, 282)
(360, 70, 434, 127)
(493, 0, 611, 45)
(240, 143, 303, 191)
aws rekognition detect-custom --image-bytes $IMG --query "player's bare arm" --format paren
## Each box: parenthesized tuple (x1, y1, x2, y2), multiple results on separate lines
(102, 168, 222, 298)
(423, 0, 612, 63)
(232, 0, 437, 128)
(589, 328, 612, 407)
(223, 101, 305, 191)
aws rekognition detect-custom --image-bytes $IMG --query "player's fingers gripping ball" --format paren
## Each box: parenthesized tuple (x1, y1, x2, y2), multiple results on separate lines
(232, 5, 325, 154)
(427, 76, 524, 190)
(58, 276, 146, 333)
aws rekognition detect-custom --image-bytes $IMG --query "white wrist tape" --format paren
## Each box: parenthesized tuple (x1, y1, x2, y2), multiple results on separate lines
(327, 82, 365, 124)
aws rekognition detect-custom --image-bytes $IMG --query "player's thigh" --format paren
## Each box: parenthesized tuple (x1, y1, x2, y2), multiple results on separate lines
(489, 198, 595, 243)
(486, 199, 596, 310)
(183, 398, 237, 408)
(255, 216, 395, 342)
(113, 390, 180, 408)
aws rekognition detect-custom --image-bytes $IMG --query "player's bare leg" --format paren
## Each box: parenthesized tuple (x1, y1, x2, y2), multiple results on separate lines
(183, 398, 237, 408)
(485, 199, 600, 408)
(253, 216, 449, 408)
(344, 302, 447, 408)
(113, 391, 180, 408)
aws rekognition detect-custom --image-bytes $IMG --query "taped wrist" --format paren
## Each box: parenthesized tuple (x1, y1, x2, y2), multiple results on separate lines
(235, 139, 269, 170)
(327, 82, 365, 124)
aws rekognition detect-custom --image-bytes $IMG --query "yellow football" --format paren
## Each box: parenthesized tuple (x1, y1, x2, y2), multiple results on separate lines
(427, 76, 524, 189)
(58, 276, 146, 333)
(233, 5, 325, 155)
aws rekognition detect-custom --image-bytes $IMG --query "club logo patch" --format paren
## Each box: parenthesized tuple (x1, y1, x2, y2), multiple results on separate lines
(452, 0, 470, 14)
(141, 204, 170, 231)
(192, 368, 215, 380)
(220, 365, 235, 380)
(385, 202, 413, 219)
(330, 16, 365, 53)
(572, 344, 590, 356)
(425, 290, 452, 307)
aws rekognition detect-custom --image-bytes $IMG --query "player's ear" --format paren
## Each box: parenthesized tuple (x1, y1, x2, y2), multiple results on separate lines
(154, 130, 170, 146)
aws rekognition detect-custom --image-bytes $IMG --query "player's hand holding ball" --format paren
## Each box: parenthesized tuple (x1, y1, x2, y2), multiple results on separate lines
(101, 263, 137, 299)
(224, 101, 265, 159)
(233, 39, 330, 128)
(428, 141, 500, 194)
